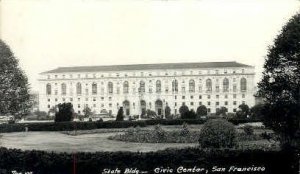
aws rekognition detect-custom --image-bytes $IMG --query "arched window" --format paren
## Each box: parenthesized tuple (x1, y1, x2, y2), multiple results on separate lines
(223, 78, 229, 92)
(139, 81, 145, 93)
(92, 83, 97, 95)
(189, 79, 195, 92)
(172, 80, 178, 92)
(46, 83, 51, 95)
(76, 82, 82, 95)
(156, 80, 161, 93)
(206, 79, 212, 92)
(123, 81, 129, 94)
(108, 82, 113, 94)
(61, 83, 67, 95)
(240, 78, 247, 91)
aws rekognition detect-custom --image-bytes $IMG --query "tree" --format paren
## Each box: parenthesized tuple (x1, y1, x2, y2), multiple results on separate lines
(164, 105, 171, 119)
(216, 107, 228, 117)
(257, 13, 300, 148)
(83, 106, 92, 117)
(196, 105, 207, 117)
(54, 103, 74, 122)
(250, 104, 265, 120)
(236, 103, 250, 118)
(48, 106, 57, 116)
(179, 104, 189, 118)
(116, 107, 124, 121)
(0, 40, 31, 116)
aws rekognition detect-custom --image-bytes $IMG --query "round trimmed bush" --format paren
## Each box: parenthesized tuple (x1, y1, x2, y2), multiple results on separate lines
(199, 119, 237, 148)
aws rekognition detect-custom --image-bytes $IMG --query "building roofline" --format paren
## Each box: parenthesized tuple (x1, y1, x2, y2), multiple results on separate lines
(40, 61, 254, 74)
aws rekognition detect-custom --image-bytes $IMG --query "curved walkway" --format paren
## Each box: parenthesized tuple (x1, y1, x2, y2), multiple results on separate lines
(0, 132, 197, 153)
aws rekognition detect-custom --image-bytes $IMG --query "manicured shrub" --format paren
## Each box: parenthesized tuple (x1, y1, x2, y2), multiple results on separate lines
(55, 103, 74, 122)
(199, 119, 237, 148)
(116, 107, 124, 121)
(243, 125, 254, 136)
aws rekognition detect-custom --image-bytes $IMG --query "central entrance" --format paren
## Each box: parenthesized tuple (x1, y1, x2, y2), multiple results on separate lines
(155, 100, 163, 117)
(123, 100, 130, 116)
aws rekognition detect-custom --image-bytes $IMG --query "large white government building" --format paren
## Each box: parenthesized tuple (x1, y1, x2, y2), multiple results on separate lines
(38, 61, 255, 117)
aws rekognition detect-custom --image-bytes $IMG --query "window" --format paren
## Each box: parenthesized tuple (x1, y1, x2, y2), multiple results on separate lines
(190, 102, 194, 106)
(175, 102, 177, 106)
(223, 78, 229, 92)
(61, 83, 67, 95)
(199, 95, 202, 99)
(48, 99, 50, 102)
(92, 83, 97, 95)
(242, 94, 245, 98)
(78, 104, 80, 108)
(216, 95, 219, 99)
(233, 101, 237, 105)
(48, 105, 50, 108)
(225, 101, 228, 105)
(199, 102, 202, 105)
(85, 88, 88, 95)
(233, 94, 237, 98)
(46, 84, 51, 95)
(175, 95, 177, 99)
(76, 83, 82, 95)
(108, 82, 113, 94)
(208, 108, 211, 113)
(207, 95, 211, 99)
(182, 96, 185, 99)
(62, 98, 65, 102)
(181, 86, 185, 92)
(216, 85, 220, 92)
(55, 98, 58, 102)
(189, 79, 195, 92)
(172, 80, 178, 92)
(109, 103, 112, 107)
(208, 102, 211, 106)
(70, 98, 73, 101)
(93, 97, 96, 102)
(233, 108, 237, 112)
(123, 81, 129, 93)
(216, 102, 219, 106)
(225, 95, 228, 99)
(55, 90, 58, 95)
(206, 79, 212, 92)
(93, 104, 96, 107)
(85, 98, 88, 101)
(77, 98, 80, 101)
(240, 78, 247, 91)
(109, 97, 112, 101)
(190, 95, 193, 99)
(233, 85, 237, 92)
(139, 81, 145, 93)
(156, 80, 161, 93)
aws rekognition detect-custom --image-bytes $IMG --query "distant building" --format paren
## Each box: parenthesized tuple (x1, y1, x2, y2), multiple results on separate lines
(38, 61, 255, 117)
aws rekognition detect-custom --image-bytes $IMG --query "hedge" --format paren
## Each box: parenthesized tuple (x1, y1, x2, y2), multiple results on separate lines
(0, 118, 261, 133)
(0, 147, 297, 174)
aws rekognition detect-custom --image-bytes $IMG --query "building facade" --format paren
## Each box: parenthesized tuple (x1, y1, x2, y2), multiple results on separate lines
(38, 61, 255, 117)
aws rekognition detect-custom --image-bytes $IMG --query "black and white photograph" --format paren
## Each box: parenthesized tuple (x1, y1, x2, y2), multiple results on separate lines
(0, 0, 299, 173)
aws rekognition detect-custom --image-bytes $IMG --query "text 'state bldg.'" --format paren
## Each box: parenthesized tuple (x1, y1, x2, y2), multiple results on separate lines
(38, 61, 255, 117)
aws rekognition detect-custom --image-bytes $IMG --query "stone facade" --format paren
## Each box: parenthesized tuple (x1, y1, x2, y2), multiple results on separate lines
(38, 61, 255, 117)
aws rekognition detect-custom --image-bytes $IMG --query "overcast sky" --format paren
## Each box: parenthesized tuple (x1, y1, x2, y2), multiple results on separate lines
(1, 0, 299, 92)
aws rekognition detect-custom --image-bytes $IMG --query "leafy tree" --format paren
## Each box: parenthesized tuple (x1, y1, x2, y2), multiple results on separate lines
(164, 105, 171, 119)
(33, 110, 47, 117)
(216, 107, 228, 117)
(0, 40, 31, 116)
(179, 104, 189, 118)
(54, 103, 74, 122)
(116, 107, 124, 121)
(257, 13, 300, 148)
(250, 104, 265, 120)
(83, 106, 92, 117)
(196, 105, 207, 117)
(236, 103, 250, 118)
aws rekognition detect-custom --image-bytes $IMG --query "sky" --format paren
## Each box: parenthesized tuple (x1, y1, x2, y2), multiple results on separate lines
(1, 0, 299, 92)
